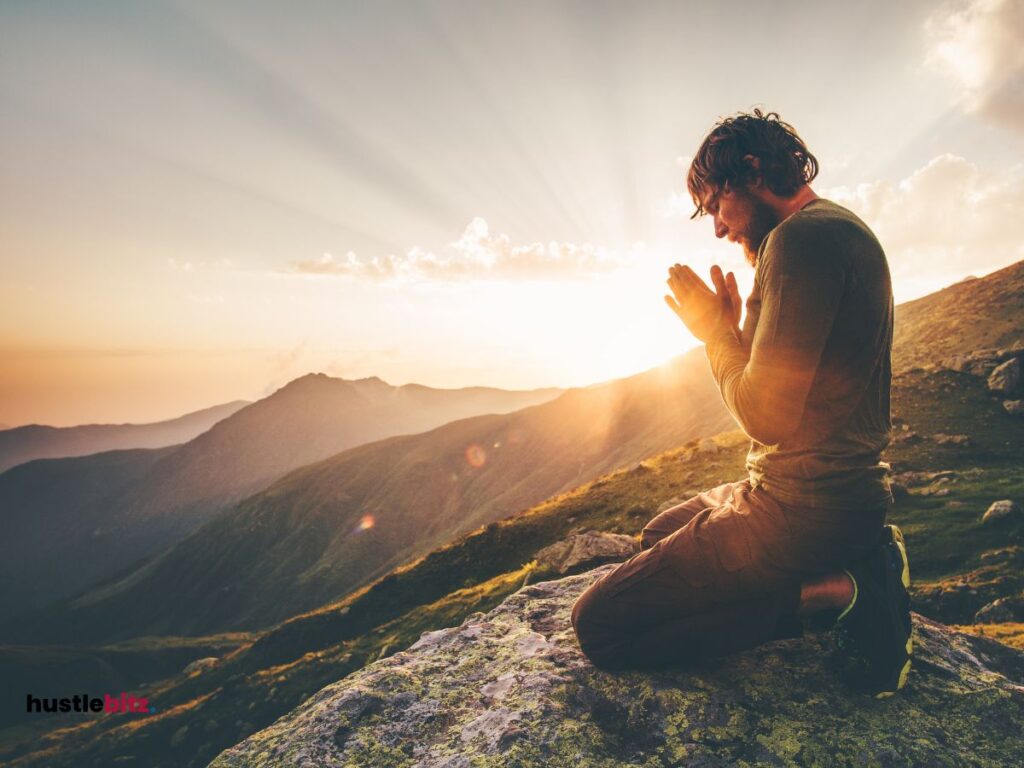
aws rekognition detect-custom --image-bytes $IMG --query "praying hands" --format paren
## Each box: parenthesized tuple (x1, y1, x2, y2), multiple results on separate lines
(664, 264, 742, 344)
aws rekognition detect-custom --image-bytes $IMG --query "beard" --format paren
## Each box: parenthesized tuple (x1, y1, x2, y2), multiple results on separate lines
(738, 196, 781, 268)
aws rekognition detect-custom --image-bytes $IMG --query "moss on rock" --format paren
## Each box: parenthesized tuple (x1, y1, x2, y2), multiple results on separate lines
(211, 565, 1024, 767)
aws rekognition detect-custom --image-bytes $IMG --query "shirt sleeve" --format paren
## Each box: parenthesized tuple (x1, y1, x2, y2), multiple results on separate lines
(704, 223, 847, 446)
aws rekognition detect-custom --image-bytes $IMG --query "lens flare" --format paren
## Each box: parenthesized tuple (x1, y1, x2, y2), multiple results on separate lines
(465, 444, 487, 468)
(357, 514, 375, 531)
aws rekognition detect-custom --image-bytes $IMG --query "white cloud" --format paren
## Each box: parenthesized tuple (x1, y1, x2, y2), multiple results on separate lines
(288, 218, 635, 281)
(926, 0, 1024, 134)
(822, 153, 1024, 300)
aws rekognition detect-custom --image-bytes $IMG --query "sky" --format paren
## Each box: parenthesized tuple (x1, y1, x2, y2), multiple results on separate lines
(2, 0, 1022, 428)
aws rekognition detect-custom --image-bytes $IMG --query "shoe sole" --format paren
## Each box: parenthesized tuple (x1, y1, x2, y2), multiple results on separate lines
(876, 524, 912, 699)
(884, 523, 911, 589)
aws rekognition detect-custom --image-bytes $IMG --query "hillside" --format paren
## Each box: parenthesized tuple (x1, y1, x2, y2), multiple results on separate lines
(0, 445, 181, 620)
(0, 375, 561, 620)
(893, 258, 1024, 373)
(9, 351, 734, 642)
(0, 400, 250, 474)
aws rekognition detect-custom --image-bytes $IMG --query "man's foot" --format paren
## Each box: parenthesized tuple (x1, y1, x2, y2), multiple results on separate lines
(832, 524, 913, 698)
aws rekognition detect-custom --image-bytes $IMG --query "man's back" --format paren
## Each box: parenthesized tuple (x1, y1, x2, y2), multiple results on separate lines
(711, 197, 894, 512)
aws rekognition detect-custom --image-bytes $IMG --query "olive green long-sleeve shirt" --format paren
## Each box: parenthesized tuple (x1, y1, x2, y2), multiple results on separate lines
(704, 198, 894, 513)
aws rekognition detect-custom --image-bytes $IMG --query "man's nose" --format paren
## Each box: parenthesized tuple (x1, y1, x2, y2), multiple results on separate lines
(715, 219, 728, 239)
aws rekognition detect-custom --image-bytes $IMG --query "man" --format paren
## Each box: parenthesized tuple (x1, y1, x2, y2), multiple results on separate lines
(570, 108, 912, 698)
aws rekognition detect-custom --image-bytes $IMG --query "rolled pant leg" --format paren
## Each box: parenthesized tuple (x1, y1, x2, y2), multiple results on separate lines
(571, 480, 805, 671)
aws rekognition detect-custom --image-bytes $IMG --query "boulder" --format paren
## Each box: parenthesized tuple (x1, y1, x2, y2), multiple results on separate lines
(982, 499, 1021, 524)
(932, 433, 971, 447)
(975, 594, 1024, 624)
(891, 428, 923, 444)
(534, 531, 638, 575)
(211, 564, 1024, 768)
(988, 357, 1021, 395)
(183, 657, 220, 676)
(1003, 400, 1024, 415)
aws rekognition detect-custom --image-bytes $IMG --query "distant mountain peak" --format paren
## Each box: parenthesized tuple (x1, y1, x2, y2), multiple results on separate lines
(283, 372, 390, 388)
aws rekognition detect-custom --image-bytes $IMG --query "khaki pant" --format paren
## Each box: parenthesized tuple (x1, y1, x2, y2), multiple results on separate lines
(570, 479, 889, 671)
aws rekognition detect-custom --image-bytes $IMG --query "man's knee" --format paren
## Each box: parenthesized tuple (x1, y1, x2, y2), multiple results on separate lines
(639, 525, 660, 551)
(570, 585, 626, 670)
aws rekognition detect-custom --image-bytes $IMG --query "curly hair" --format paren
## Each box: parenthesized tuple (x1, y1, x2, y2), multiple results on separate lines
(686, 108, 819, 219)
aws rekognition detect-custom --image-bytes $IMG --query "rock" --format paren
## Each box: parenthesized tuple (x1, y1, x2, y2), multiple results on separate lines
(938, 348, 1005, 377)
(534, 531, 638, 575)
(988, 357, 1021, 395)
(210, 565, 1024, 768)
(975, 595, 1024, 624)
(892, 470, 957, 487)
(933, 433, 971, 447)
(183, 657, 220, 676)
(1003, 400, 1024, 415)
(891, 429, 922, 444)
(656, 497, 684, 514)
(982, 499, 1021, 524)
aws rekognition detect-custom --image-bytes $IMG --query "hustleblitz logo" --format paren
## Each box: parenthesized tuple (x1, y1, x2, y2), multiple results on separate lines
(26, 693, 155, 714)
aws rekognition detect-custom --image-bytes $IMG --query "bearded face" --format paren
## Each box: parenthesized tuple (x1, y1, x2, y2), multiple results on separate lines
(730, 188, 782, 267)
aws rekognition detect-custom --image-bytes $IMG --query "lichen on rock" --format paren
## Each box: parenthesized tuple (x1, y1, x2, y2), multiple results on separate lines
(210, 564, 1024, 767)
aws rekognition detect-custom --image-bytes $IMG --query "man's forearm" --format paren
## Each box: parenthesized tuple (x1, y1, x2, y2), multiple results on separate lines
(704, 327, 783, 446)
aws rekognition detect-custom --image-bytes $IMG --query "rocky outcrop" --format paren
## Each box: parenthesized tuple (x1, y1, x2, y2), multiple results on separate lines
(982, 499, 1021, 524)
(534, 531, 638, 576)
(987, 357, 1021, 396)
(182, 657, 220, 676)
(939, 344, 1024, 378)
(211, 564, 1024, 768)
(975, 594, 1024, 624)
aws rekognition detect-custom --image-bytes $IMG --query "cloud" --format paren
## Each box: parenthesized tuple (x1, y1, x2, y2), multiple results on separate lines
(822, 153, 1024, 299)
(288, 218, 634, 281)
(926, 0, 1024, 134)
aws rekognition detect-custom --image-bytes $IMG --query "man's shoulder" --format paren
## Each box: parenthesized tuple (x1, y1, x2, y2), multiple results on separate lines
(759, 198, 881, 270)
(774, 198, 869, 242)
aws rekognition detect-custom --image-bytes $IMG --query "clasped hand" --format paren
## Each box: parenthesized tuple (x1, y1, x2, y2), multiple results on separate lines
(664, 264, 742, 344)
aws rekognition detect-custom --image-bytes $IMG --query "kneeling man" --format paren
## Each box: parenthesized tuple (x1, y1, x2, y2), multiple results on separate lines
(571, 108, 912, 698)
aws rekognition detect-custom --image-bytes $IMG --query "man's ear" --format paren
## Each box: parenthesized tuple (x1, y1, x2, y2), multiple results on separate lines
(743, 154, 763, 189)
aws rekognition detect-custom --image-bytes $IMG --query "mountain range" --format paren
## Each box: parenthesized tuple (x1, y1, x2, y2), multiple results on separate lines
(0, 377, 560, 619)
(0, 400, 251, 474)
(7, 352, 734, 642)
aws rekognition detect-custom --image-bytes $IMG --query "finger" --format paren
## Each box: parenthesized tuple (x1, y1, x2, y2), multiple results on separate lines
(709, 264, 727, 297)
(727, 271, 741, 305)
(677, 265, 709, 294)
(663, 294, 683, 318)
(667, 268, 693, 297)
(726, 271, 742, 326)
